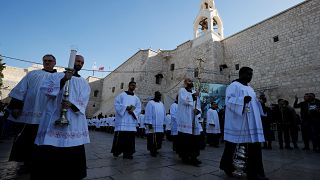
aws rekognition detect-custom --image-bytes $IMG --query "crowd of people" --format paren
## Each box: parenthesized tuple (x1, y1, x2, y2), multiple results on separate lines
(0, 55, 319, 180)
(1, 54, 90, 179)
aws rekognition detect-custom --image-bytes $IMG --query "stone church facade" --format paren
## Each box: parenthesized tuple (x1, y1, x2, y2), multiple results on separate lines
(88, 0, 319, 117)
(1, 64, 65, 103)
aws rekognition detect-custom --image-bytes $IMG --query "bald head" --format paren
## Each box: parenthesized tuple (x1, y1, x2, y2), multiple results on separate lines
(74, 55, 84, 71)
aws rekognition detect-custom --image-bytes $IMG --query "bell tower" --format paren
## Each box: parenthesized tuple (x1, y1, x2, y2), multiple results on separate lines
(193, 0, 224, 41)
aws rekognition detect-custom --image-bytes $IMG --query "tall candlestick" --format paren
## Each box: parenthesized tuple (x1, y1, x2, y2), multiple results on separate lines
(68, 49, 77, 69)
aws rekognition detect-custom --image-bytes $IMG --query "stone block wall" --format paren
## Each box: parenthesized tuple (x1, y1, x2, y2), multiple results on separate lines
(86, 76, 104, 118)
(1, 64, 65, 102)
(222, 0, 320, 104)
(96, 50, 151, 115)
(1, 66, 27, 101)
(92, 0, 319, 115)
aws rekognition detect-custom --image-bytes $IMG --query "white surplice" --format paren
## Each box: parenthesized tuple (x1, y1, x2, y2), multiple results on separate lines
(170, 102, 178, 135)
(138, 114, 145, 129)
(165, 114, 172, 131)
(106, 117, 110, 127)
(114, 92, 141, 132)
(35, 72, 91, 147)
(206, 108, 221, 134)
(144, 100, 166, 134)
(110, 117, 115, 127)
(176, 88, 202, 135)
(224, 81, 265, 143)
(194, 114, 203, 135)
(8, 70, 54, 124)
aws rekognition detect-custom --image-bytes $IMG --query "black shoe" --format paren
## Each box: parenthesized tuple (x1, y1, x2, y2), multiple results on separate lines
(113, 153, 119, 158)
(221, 169, 233, 177)
(123, 155, 133, 159)
(285, 146, 293, 150)
(190, 158, 202, 166)
(181, 157, 190, 164)
(247, 175, 269, 180)
(302, 147, 310, 151)
(17, 164, 31, 174)
(247, 174, 269, 180)
(150, 152, 157, 157)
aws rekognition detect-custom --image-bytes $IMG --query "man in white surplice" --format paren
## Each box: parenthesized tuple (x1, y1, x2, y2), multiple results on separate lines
(170, 95, 178, 151)
(219, 67, 268, 180)
(206, 102, 221, 147)
(137, 110, 146, 138)
(144, 91, 166, 157)
(176, 78, 202, 166)
(31, 55, 90, 180)
(111, 81, 141, 159)
(7, 54, 57, 173)
(165, 112, 172, 141)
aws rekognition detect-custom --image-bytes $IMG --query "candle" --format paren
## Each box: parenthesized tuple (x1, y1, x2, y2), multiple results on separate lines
(68, 49, 77, 69)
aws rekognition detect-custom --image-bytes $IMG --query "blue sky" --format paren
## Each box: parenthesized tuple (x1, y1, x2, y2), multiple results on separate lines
(0, 0, 304, 78)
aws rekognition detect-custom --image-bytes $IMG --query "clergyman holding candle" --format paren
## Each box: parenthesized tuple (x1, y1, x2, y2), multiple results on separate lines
(30, 54, 91, 180)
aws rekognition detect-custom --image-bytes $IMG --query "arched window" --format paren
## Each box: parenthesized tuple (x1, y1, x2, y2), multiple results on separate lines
(155, 74, 164, 85)
(170, 64, 175, 71)
(93, 90, 99, 97)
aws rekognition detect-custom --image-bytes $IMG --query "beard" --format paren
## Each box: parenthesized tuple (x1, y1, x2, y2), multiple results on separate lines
(74, 65, 82, 71)
(187, 83, 194, 88)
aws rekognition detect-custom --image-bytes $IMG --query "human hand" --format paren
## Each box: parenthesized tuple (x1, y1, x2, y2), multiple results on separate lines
(11, 109, 22, 119)
(244, 96, 252, 104)
(63, 70, 74, 81)
(62, 100, 72, 109)
(193, 91, 200, 97)
(126, 105, 135, 111)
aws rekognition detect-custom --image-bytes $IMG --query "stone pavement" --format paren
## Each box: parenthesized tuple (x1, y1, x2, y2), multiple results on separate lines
(1, 131, 320, 180)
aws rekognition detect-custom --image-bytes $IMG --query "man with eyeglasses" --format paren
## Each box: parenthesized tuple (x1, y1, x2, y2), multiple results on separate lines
(7, 54, 57, 174)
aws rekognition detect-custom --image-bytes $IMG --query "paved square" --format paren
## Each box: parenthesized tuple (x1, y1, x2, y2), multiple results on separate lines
(1, 131, 320, 180)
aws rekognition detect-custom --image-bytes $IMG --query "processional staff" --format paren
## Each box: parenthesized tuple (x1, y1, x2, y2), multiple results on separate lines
(192, 58, 204, 135)
(55, 49, 77, 126)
